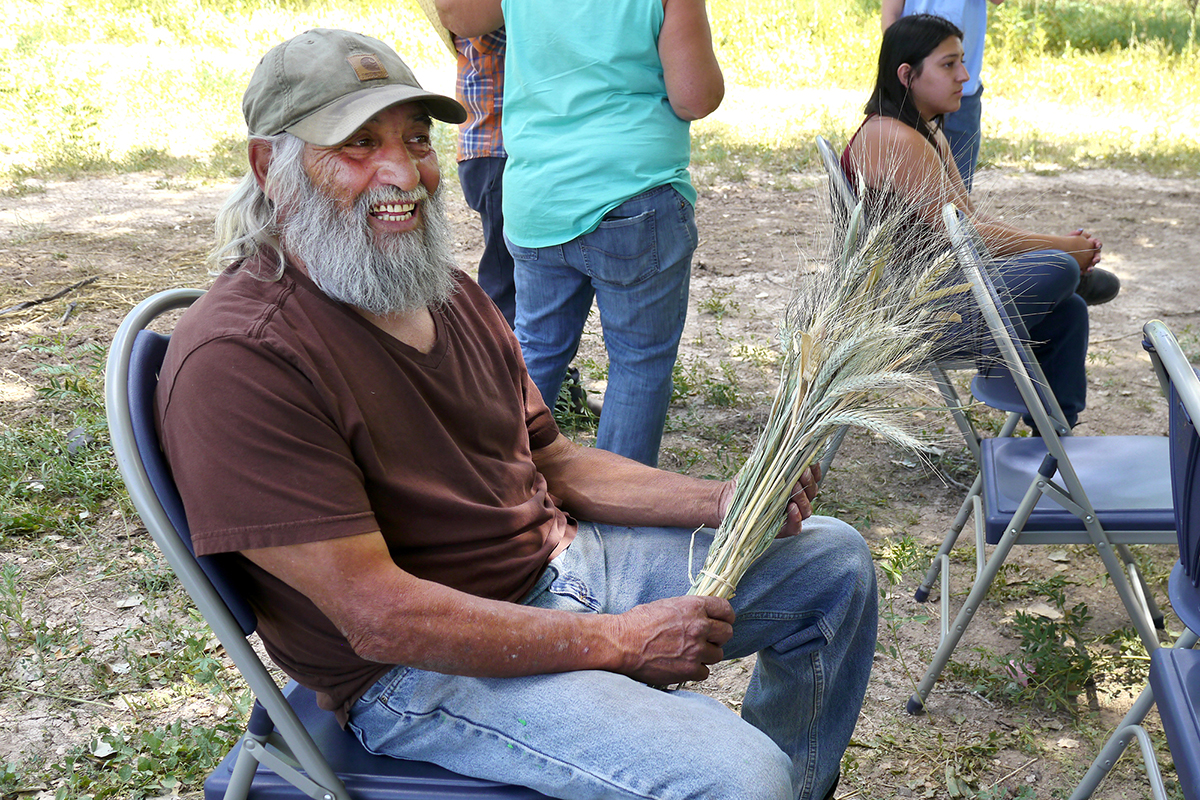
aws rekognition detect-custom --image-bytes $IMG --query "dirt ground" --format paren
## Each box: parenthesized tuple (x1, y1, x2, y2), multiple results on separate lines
(1, 162, 1197, 798)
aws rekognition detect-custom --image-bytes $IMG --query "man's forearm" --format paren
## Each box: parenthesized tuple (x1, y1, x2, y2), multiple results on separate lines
(350, 575, 629, 675)
(244, 532, 733, 685)
(533, 435, 726, 530)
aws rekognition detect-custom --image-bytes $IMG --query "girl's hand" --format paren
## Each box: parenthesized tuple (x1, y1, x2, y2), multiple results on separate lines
(1070, 229, 1103, 272)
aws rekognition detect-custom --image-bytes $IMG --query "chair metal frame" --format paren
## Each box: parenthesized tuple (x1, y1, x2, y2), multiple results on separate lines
(905, 206, 1174, 715)
(1069, 319, 1200, 800)
(106, 288, 550, 800)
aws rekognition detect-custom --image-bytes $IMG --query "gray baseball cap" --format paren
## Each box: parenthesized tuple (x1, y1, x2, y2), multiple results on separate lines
(243, 28, 466, 146)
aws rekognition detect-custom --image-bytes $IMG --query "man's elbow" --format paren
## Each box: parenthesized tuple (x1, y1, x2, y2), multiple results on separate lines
(671, 82, 725, 121)
(434, 0, 500, 38)
(344, 622, 404, 665)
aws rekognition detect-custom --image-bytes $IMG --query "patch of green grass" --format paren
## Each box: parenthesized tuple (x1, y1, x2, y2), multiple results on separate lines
(947, 574, 1151, 713)
(1, 335, 123, 540)
(0, 331, 253, 798)
(670, 357, 745, 409)
(0, 720, 244, 800)
(698, 287, 739, 320)
(4, 0, 1199, 185)
(704, 363, 743, 409)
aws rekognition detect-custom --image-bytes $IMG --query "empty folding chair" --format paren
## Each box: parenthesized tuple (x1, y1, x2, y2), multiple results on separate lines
(105, 288, 552, 800)
(1069, 319, 1200, 800)
(906, 206, 1174, 715)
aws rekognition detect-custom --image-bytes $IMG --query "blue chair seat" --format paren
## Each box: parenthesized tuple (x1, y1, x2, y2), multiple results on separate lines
(971, 370, 1027, 416)
(981, 435, 1175, 544)
(205, 683, 548, 800)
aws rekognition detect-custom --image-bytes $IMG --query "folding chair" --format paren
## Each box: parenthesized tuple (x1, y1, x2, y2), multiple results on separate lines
(1069, 319, 1200, 800)
(105, 288, 551, 800)
(905, 206, 1175, 715)
(815, 136, 1032, 623)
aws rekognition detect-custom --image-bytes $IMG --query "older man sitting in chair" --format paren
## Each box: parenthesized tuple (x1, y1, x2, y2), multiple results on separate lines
(156, 28, 876, 800)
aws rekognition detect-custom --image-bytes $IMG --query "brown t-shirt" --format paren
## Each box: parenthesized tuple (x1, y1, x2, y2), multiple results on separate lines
(156, 255, 571, 723)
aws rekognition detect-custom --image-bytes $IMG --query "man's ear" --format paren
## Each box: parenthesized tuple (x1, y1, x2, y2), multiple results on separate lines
(248, 138, 273, 194)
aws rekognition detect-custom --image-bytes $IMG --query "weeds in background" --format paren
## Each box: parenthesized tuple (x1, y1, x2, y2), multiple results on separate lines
(873, 533, 936, 688)
(4, 720, 245, 800)
(1, 335, 122, 539)
(0, 336, 248, 799)
(2, 0, 1197, 187)
(945, 574, 1152, 713)
(698, 287, 739, 320)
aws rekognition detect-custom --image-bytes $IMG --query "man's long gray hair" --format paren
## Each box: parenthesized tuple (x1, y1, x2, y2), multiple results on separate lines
(210, 131, 457, 316)
(210, 132, 304, 273)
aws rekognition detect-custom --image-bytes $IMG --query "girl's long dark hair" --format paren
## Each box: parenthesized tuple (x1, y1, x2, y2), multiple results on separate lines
(865, 13, 963, 146)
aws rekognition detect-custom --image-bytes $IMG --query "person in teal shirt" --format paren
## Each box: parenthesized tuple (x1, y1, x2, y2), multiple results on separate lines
(439, 0, 724, 468)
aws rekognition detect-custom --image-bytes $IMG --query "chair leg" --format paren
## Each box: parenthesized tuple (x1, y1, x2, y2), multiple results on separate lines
(915, 412, 1018, 605)
(819, 425, 850, 476)
(1113, 542, 1166, 629)
(1068, 628, 1199, 800)
(930, 364, 981, 465)
(907, 480, 1044, 715)
(1083, 528, 1163, 654)
(916, 474, 981, 603)
(222, 732, 266, 800)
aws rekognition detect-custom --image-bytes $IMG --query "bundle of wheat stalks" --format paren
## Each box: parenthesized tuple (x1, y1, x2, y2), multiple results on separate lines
(687, 201, 971, 599)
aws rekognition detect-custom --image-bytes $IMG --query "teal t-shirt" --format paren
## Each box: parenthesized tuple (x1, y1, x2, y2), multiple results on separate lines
(500, 0, 696, 248)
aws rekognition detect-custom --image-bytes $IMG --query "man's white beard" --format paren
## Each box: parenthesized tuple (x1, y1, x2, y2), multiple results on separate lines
(279, 172, 458, 316)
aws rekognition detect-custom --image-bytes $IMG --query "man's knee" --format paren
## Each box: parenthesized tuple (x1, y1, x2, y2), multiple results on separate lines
(686, 735, 794, 800)
(805, 517, 874, 587)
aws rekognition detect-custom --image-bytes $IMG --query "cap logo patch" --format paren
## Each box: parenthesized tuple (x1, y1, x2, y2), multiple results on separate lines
(347, 53, 388, 82)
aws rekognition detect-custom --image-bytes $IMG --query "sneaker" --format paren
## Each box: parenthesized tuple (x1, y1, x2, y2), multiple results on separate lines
(1077, 268, 1120, 306)
(564, 366, 588, 415)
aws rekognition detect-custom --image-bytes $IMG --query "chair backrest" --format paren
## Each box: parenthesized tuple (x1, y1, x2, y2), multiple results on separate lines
(1144, 320, 1200, 587)
(105, 288, 349, 798)
(942, 204, 1072, 435)
(815, 135, 857, 224)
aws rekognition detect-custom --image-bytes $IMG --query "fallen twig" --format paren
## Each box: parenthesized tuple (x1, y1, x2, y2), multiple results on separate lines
(0, 275, 99, 316)
(985, 756, 1038, 790)
(2, 682, 117, 710)
(939, 687, 997, 707)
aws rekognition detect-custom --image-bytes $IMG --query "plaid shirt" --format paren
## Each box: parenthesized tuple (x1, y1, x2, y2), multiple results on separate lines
(454, 30, 507, 162)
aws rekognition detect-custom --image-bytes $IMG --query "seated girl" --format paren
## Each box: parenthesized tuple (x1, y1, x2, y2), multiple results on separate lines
(842, 13, 1119, 428)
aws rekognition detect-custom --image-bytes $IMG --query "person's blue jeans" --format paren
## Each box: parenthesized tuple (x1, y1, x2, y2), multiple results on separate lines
(949, 248, 1087, 426)
(999, 249, 1088, 426)
(508, 184, 697, 467)
(460, 156, 517, 328)
(943, 88, 983, 192)
(347, 517, 877, 800)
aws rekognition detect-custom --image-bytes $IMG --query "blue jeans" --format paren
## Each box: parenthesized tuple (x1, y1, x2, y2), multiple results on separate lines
(950, 248, 1088, 425)
(459, 156, 516, 328)
(1000, 249, 1089, 425)
(347, 517, 877, 800)
(508, 185, 697, 467)
(944, 88, 983, 191)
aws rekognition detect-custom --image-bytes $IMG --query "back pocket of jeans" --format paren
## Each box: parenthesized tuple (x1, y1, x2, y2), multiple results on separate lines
(579, 209, 658, 286)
